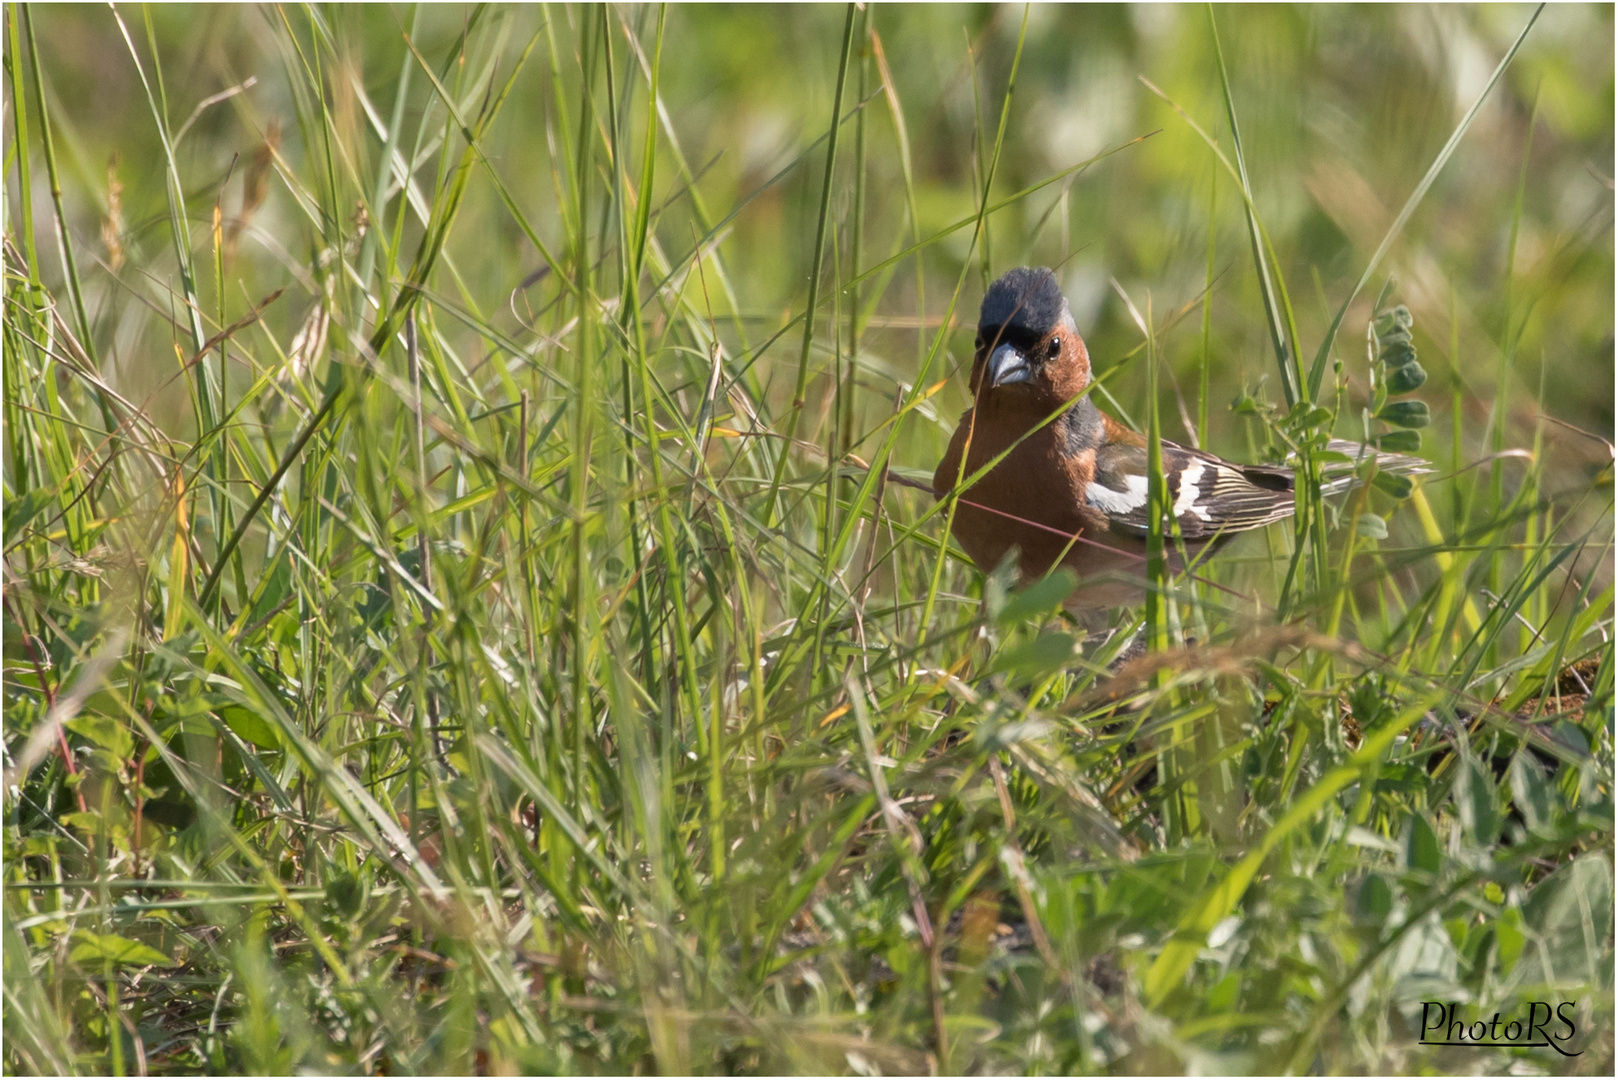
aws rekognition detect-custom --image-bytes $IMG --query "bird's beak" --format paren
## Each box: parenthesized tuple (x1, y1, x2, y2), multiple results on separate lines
(985, 342, 1031, 387)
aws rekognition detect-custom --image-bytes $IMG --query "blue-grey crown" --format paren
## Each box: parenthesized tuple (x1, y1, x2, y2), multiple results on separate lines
(978, 267, 1067, 337)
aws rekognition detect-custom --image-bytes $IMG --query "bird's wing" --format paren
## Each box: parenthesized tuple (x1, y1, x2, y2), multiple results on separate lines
(1089, 440, 1296, 540)
(1317, 438, 1434, 494)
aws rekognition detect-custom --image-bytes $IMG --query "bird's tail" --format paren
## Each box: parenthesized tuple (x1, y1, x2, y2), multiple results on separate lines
(1316, 438, 1433, 496)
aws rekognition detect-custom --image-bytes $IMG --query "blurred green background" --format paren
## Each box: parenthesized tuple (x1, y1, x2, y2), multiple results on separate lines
(17, 3, 1614, 471)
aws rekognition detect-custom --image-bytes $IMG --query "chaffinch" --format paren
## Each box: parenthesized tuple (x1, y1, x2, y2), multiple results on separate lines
(932, 267, 1427, 609)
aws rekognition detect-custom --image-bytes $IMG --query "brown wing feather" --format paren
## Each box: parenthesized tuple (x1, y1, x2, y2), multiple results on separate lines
(1091, 439, 1297, 540)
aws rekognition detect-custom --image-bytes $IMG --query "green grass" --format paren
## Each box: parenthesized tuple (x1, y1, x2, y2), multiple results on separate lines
(4, 3, 1613, 1074)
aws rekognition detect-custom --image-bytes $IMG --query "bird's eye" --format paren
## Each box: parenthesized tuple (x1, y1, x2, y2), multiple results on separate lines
(975, 334, 985, 349)
(1046, 338, 1062, 360)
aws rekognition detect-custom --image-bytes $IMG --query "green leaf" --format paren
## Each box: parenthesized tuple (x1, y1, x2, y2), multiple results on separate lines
(1376, 429, 1422, 453)
(1454, 756, 1499, 844)
(325, 871, 367, 919)
(1353, 873, 1393, 926)
(1384, 361, 1427, 395)
(59, 811, 106, 834)
(1405, 813, 1441, 877)
(980, 555, 1021, 620)
(69, 932, 174, 968)
(64, 715, 133, 759)
(1295, 405, 1334, 429)
(1377, 400, 1430, 429)
(1374, 306, 1413, 337)
(992, 633, 1079, 679)
(3, 488, 56, 546)
(220, 705, 282, 751)
(1356, 514, 1389, 540)
(247, 550, 293, 626)
(1507, 754, 1555, 837)
(1372, 472, 1414, 500)
(1517, 853, 1613, 985)
(1494, 905, 1526, 973)
(996, 569, 1077, 625)
(1379, 340, 1416, 367)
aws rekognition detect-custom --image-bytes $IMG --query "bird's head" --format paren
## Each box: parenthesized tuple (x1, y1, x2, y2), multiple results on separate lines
(970, 267, 1090, 407)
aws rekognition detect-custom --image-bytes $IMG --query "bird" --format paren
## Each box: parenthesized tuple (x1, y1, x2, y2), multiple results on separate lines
(932, 267, 1429, 611)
